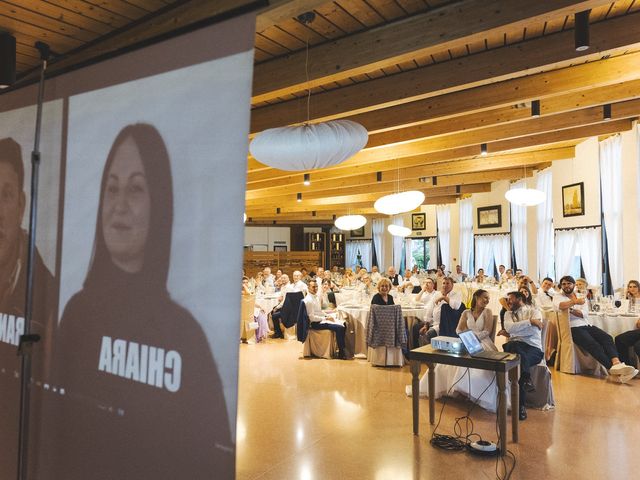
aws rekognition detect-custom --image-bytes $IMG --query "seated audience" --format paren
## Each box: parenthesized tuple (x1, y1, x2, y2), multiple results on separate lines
(474, 268, 487, 283)
(263, 267, 275, 288)
(386, 266, 402, 286)
(450, 265, 467, 283)
(242, 276, 253, 295)
(536, 277, 556, 310)
(370, 266, 382, 284)
(398, 268, 420, 293)
(416, 277, 463, 345)
(553, 276, 638, 383)
(415, 278, 437, 305)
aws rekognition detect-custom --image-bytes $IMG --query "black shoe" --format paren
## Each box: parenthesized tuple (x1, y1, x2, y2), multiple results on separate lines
(337, 350, 348, 360)
(519, 405, 527, 421)
(269, 333, 284, 339)
(547, 351, 556, 367)
(523, 378, 536, 393)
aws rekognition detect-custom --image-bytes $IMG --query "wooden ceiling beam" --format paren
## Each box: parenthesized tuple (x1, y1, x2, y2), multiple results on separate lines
(246, 183, 492, 209)
(250, 11, 640, 129)
(251, 0, 613, 103)
(342, 52, 640, 134)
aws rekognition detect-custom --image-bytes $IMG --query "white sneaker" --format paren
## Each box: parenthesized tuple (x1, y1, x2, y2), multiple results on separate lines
(616, 369, 639, 384)
(609, 363, 635, 376)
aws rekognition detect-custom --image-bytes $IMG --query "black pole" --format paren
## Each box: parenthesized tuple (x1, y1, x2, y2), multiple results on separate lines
(16, 40, 50, 480)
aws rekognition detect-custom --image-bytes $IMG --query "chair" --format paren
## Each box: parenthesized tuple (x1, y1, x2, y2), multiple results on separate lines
(240, 294, 257, 344)
(281, 291, 304, 339)
(555, 309, 608, 376)
(542, 309, 558, 363)
(525, 315, 555, 410)
(297, 302, 336, 359)
(366, 304, 406, 367)
(439, 303, 466, 337)
(489, 315, 498, 343)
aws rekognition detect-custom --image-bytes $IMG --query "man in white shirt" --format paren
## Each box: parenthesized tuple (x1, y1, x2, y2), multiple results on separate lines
(304, 279, 347, 359)
(450, 265, 467, 283)
(370, 266, 382, 284)
(418, 277, 463, 345)
(398, 268, 420, 292)
(263, 267, 275, 288)
(386, 266, 402, 286)
(502, 291, 544, 420)
(554, 275, 637, 382)
(291, 270, 308, 296)
(536, 277, 555, 311)
(410, 278, 437, 349)
(497, 264, 507, 282)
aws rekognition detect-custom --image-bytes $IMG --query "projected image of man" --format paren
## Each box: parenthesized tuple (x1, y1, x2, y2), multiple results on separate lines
(0, 137, 56, 480)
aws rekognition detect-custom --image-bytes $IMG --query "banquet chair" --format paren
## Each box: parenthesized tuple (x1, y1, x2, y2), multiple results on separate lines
(525, 315, 555, 409)
(366, 304, 407, 367)
(555, 310, 608, 377)
(490, 315, 498, 342)
(439, 303, 466, 337)
(240, 294, 257, 344)
(281, 291, 304, 340)
(297, 302, 336, 359)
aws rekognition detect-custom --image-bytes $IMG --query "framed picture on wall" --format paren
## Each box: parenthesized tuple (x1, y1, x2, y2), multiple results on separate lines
(273, 245, 288, 252)
(477, 205, 502, 228)
(562, 182, 585, 217)
(351, 226, 365, 237)
(412, 213, 426, 230)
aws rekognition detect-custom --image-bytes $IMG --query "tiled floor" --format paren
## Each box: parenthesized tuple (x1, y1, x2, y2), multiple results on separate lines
(236, 340, 640, 480)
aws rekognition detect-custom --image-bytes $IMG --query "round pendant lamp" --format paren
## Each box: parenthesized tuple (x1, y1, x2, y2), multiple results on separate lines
(374, 190, 425, 215)
(243, 213, 247, 223)
(249, 120, 368, 171)
(505, 187, 546, 206)
(388, 224, 411, 237)
(334, 214, 367, 231)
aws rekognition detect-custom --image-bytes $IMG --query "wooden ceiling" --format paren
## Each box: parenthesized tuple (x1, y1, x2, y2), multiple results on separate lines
(2, 1, 640, 224)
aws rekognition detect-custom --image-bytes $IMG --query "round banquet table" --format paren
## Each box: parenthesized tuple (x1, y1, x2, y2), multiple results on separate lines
(589, 312, 639, 337)
(255, 293, 281, 314)
(338, 304, 428, 357)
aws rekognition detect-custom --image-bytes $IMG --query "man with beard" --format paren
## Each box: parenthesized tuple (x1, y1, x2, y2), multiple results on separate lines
(0, 138, 56, 480)
(553, 275, 637, 383)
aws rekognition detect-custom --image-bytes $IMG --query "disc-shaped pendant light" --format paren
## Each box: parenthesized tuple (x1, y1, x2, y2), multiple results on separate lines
(505, 187, 546, 206)
(387, 224, 412, 237)
(334, 214, 367, 231)
(374, 191, 425, 215)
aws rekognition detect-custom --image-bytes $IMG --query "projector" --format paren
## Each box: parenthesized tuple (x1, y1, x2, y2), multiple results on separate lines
(431, 336, 463, 353)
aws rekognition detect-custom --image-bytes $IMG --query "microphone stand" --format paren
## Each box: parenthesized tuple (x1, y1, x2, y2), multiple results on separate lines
(16, 40, 51, 480)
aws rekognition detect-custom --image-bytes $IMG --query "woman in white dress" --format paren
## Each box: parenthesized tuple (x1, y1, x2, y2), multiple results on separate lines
(409, 289, 504, 412)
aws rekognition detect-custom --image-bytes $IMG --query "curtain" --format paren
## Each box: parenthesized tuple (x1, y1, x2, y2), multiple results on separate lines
(346, 240, 372, 270)
(392, 216, 405, 272)
(492, 234, 511, 271)
(510, 181, 528, 272)
(577, 228, 602, 286)
(372, 218, 385, 269)
(474, 236, 494, 275)
(436, 205, 451, 268)
(536, 169, 554, 281)
(554, 230, 578, 280)
(600, 135, 623, 289)
(405, 238, 414, 270)
(458, 198, 474, 275)
(428, 238, 438, 269)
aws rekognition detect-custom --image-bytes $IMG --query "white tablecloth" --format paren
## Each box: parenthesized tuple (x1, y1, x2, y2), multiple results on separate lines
(255, 293, 281, 313)
(589, 313, 638, 337)
(338, 305, 427, 356)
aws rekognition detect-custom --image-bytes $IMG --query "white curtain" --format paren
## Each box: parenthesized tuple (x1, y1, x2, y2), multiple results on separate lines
(458, 199, 474, 275)
(474, 236, 494, 275)
(428, 238, 438, 269)
(392, 216, 404, 272)
(492, 235, 511, 271)
(405, 238, 414, 270)
(600, 135, 623, 289)
(436, 205, 451, 268)
(555, 228, 602, 285)
(346, 240, 372, 271)
(536, 169, 554, 281)
(372, 218, 385, 269)
(577, 228, 602, 286)
(510, 181, 528, 273)
(555, 230, 578, 280)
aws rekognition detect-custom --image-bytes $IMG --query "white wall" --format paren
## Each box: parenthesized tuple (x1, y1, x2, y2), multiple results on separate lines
(244, 226, 290, 250)
(552, 137, 601, 229)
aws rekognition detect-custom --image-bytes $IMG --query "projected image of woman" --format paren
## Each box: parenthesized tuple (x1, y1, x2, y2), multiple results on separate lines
(53, 124, 233, 480)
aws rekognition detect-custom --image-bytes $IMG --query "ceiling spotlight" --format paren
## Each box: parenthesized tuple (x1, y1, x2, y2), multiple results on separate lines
(276, 207, 281, 214)
(303, 173, 311, 186)
(312, 210, 316, 217)
(0, 33, 16, 88)
(480, 143, 488, 156)
(603, 104, 612, 121)
(574, 10, 590, 52)
(297, 192, 302, 202)
(531, 100, 540, 117)
(376, 171, 382, 182)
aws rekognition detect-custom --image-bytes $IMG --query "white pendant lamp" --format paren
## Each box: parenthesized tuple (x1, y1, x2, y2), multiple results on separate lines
(388, 224, 411, 237)
(243, 213, 247, 223)
(505, 187, 546, 206)
(374, 190, 425, 215)
(335, 214, 367, 231)
(249, 120, 368, 171)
